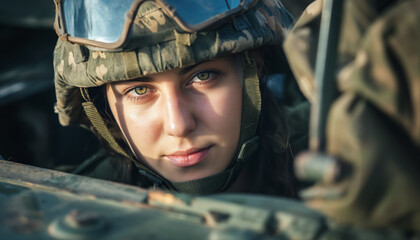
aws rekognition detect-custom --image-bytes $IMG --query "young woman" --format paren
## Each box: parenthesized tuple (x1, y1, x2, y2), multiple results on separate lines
(53, 0, 309, 196)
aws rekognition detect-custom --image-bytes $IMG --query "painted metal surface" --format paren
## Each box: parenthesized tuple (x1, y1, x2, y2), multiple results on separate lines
(0, 160, 410, 239)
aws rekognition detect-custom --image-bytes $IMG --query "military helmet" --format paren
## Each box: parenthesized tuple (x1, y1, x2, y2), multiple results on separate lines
(53, 0, 294, 194)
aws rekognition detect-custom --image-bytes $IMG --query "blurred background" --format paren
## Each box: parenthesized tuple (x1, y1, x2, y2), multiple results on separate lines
(0, 0, 100, 169)
(0, 0, 314, 169)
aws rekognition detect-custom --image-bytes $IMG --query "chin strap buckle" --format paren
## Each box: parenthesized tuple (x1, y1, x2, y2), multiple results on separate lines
(237, 136, 260, 164)
(138, 169, 163, 187)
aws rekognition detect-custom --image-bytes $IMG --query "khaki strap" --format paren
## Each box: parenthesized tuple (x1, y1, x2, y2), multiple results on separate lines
(219, 52, 262, 191)
(80, 88, 131, 159)
(121, 51, 141, 79)
(174, 30, 196, 67)
(240, 51, 262, 146)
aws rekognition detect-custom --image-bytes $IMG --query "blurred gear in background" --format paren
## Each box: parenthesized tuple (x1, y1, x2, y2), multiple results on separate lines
(282, 0, 314, 18)
(0, 0, 99, 169)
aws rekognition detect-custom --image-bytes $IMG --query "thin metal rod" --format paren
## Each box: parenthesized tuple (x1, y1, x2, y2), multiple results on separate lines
(310, 0, 344, 151)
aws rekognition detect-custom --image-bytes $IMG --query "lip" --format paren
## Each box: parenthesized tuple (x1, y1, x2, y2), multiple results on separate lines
(165, 146, 212, 168)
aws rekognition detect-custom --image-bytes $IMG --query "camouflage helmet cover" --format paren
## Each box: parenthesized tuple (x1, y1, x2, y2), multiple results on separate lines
(53, 0, 293, 127)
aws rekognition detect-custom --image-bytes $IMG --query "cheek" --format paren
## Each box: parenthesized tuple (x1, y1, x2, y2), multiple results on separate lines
(203, 81, 242, 135)
(119, 107, 161, 150)
(107, 94, 160, 157)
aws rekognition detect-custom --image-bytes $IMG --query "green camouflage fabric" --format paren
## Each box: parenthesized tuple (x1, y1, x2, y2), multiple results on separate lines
(53, 0, 293, 127)
(284, 0, 420, 231)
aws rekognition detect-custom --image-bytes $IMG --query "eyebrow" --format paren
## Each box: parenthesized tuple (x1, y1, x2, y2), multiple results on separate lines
(178, 58, 226, 75)
(126, 76, 153, 83)
(117, 60, 215, 84)
(179, 63, 200, 75)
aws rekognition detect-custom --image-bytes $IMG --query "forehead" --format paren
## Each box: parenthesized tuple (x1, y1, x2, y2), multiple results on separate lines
(115, 55, 242, 84)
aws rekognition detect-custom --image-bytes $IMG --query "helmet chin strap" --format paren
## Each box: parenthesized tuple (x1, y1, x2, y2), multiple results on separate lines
(81, 52, 261, 195)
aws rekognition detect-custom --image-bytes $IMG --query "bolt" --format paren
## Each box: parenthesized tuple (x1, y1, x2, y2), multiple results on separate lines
(64, 209, 102, 228)
(295, 152, 342, 183)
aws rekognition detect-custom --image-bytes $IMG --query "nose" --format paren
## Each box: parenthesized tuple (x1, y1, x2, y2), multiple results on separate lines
(162, 89, 196, 137)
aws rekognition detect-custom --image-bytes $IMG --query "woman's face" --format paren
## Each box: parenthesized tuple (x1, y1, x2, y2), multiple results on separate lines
(106, 56, 243, 182)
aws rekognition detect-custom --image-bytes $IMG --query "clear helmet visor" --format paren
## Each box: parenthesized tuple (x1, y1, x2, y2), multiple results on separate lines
(63, 0, 132, 43)
(166, 0, 241, 24)
(63, 0, 242, 43)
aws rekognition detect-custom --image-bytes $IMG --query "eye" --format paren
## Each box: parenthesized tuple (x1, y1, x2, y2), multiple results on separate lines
(196, 72, 211, 81)
(190, 71, 218, 84)
(125, 86, 152, 101)
(133, 86, 148, 95)
(121, 83, 155, 103)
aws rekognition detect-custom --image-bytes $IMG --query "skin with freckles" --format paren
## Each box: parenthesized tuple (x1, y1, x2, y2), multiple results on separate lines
(106, 56, 243, 182)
